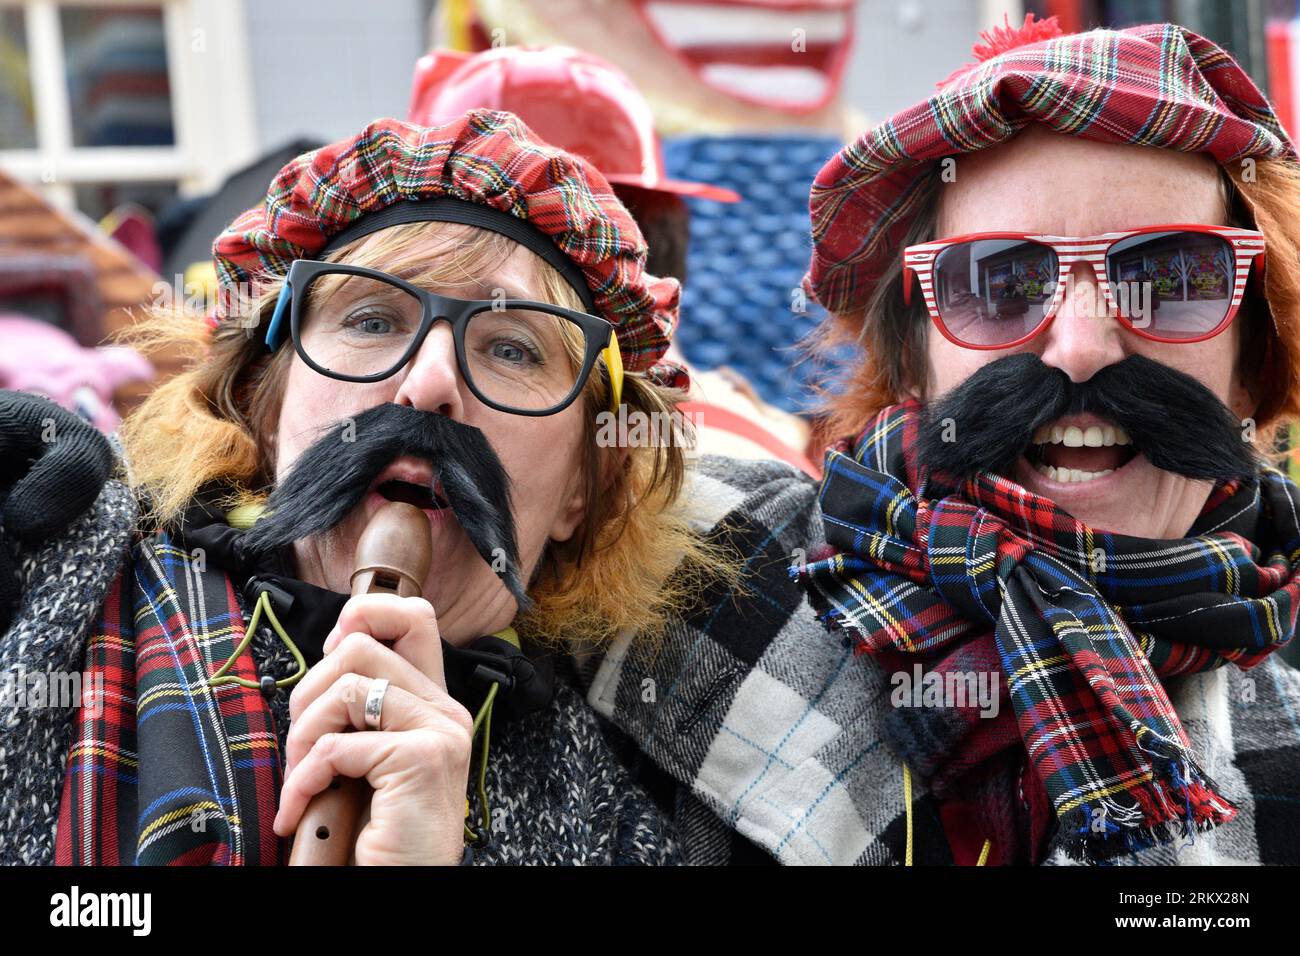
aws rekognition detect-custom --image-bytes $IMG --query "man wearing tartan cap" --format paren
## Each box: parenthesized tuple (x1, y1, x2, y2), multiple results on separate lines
(566, 16, 1300, 867)
(787, 16, 1300, 863)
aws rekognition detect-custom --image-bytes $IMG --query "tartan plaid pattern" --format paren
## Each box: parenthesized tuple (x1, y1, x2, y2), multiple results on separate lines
(805, 22, 1297, 316)
(54, 532, 283, 865)
(212, 110, 686, 388)
(794, 401, 1300, 861)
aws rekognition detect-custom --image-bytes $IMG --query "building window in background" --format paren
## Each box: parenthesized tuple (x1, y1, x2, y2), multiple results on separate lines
(61, 5, 175, 148)
(0, 0, 254, 222)
(0, 6, 37, 149)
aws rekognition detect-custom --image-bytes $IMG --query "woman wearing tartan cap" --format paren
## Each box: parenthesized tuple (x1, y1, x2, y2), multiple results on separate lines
(0, 109, 730, 865)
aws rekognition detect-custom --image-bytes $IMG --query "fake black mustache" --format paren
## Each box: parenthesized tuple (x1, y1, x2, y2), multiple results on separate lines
(917, 353, 1259, 483)
(244, 403, 530, 610)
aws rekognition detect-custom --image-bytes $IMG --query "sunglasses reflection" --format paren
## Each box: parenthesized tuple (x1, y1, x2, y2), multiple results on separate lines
(908, 227, 1261, 349)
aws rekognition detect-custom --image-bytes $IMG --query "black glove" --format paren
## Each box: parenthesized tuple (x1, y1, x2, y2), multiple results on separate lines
(0, 390, 116, 633)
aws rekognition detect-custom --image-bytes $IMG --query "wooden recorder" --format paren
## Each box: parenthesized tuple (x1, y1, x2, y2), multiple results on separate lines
(288, 500, 433, 865)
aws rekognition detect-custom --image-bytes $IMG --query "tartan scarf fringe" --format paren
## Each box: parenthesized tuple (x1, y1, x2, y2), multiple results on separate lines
(1053, 730, 1238, 863)
(794, 572, 890, 653)
(1055, 755, 1238, 863)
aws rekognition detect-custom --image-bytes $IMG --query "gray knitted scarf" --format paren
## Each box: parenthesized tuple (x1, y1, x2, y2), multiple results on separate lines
(0, 478, 137, 865)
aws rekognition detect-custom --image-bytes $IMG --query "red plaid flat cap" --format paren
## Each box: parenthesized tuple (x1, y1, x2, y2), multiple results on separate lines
(805, 18, 1298, 315)
(212, 109, 685, 387)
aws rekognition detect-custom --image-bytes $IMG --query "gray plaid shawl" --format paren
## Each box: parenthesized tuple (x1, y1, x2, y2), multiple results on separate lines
(574, 455, 1300, 865)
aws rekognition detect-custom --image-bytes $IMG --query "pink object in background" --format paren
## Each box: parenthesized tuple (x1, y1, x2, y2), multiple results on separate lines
(0, 313, 155, 432)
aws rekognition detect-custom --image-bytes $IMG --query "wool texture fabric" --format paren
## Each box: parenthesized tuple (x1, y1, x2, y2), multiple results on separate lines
(0, 473, 137, 865)
(211, 110, 686, 389)
(804, 21, 1297, 317)
(793, 402, 1300, 861)
(0, 391, 118, 633)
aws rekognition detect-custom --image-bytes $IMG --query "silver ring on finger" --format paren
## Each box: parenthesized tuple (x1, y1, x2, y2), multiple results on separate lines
(364, 678, 390, 731)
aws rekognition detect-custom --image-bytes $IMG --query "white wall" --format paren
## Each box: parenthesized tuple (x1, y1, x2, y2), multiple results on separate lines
(243, 0, 434, 150)
(844, 0, 1020, 126)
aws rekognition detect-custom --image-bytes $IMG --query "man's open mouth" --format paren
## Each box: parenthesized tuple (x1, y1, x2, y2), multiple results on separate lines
(374, 478, 450, 511)
(1023, 420, 1137, 484)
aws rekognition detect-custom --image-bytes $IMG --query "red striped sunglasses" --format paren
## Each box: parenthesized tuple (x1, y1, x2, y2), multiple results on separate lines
(903, 224, 1266, 350)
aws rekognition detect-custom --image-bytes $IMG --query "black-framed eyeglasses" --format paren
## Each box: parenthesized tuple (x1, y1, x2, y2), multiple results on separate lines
(264, 259, 622, 417)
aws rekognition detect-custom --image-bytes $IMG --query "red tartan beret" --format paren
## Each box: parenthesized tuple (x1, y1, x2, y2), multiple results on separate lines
(212, 110, 686, 388)
(805, 19, 1298, 316)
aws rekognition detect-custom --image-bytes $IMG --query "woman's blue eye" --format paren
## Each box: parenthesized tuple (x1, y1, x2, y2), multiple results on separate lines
(344, 311, 396, 335)
(490, 338, 541, 365)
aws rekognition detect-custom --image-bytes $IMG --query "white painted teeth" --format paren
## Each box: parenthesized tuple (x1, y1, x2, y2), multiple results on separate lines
(1032, 424, 1131, 446)
(1033, 462, 1115, 483)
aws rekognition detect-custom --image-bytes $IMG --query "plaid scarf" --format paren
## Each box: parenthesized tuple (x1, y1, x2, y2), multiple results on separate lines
(55, 532, 283, 865)
(794, 401, 1300, 862)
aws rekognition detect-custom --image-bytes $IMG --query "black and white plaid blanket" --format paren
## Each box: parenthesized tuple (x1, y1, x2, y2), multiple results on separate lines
(574, 455, 1300, 865)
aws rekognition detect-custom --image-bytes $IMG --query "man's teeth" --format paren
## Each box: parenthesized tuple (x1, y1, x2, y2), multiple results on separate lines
(1030, 424, 1132, 447)
(1033, 462, 1115, 483)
